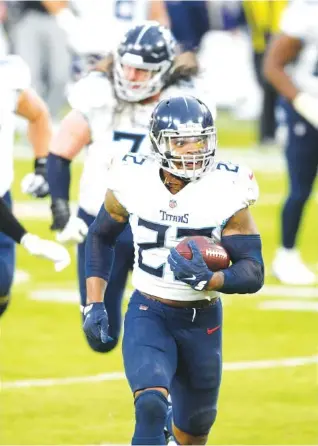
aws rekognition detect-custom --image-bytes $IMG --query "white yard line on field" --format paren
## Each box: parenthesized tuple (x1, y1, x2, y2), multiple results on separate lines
(29, 284, 318, 305)
(256, 285, 318, 298)
(2, 355, 317, 391)
(14, 269, 30, 285)
(259, 301, 318, 312)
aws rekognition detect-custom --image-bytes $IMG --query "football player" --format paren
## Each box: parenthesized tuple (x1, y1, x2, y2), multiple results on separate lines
(47, 21, 215, 353)
(263, 0, 317, 284)
(0, 55, 51, 317)
(83, 96, 264, 445)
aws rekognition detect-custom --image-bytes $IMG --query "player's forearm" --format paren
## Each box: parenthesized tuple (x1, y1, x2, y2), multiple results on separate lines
(263, 65, 298, 102)
(28, 109, 52, 158)
(206, 272, 224, 291)
(85, 205, 127, 286)
(217, 260, 264, 294)
(207, 234, 264, 294)
(47, 153, 71, 201)
(263, 35, 301, 102)
(41, 0, 68, 15)
(86, 277, 107, 304)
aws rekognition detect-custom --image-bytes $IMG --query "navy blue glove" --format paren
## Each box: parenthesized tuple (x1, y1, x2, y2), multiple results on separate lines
(83, 302, 110, 344)
(168, 240, 213, 291)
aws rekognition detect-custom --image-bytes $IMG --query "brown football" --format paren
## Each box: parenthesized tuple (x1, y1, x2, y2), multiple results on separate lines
(175, 236, 230, 272)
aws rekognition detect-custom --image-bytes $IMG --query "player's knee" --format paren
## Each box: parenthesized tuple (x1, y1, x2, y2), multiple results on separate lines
(176, 407, 217, 443)
(85, 334, 119, 353)
(134, 389, 169, 427)
(189, 407, 217, 436)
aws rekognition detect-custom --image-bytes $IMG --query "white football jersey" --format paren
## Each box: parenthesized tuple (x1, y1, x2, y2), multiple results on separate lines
(107, 155, 259, 302)
(0, 55, 31, 197)
(281, 0, 318, 97)
(68, 72, 217, 216)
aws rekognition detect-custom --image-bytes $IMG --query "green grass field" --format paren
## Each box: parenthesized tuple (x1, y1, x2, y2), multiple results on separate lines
(1, 119, 318, 445)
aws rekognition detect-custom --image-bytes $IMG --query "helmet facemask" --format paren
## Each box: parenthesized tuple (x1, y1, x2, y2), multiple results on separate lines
(114, 54, 172, 102)
(150, 125, 217, 180)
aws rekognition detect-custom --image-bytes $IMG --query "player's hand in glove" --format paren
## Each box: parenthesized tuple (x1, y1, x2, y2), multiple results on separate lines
(21, 157, 49, 198)
(50, 198, 70, 230)
(56, 216, 88, 244)
(20, 233, 71, 272)
(83, 302, 110, 344)
(168, 240, 213, 291)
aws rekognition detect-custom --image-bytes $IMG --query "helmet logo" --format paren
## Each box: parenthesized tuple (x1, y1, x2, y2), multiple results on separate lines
(178, 123, 203, 130)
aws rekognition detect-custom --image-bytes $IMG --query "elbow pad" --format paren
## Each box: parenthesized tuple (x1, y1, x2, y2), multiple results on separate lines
(85, 204, 127, 281)
(219, 234, 264, 294)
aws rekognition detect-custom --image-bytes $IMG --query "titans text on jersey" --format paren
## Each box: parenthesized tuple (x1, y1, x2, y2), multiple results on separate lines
(107, 154, 259, 302)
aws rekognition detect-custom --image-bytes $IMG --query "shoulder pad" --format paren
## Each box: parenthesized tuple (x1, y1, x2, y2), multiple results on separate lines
(216, 161, 259, 206)
(280, 3, 313, 38)
(67, 72, 115, 112)
(0, 55, 31, 91)
(235, 164, 259, 206)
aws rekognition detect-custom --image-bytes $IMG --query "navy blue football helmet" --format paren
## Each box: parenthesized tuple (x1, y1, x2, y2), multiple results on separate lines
(114, 21, 176, 102)
(149, 96, 217, 180)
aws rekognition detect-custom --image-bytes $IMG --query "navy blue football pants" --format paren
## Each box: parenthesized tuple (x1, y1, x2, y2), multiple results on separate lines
(0, 192, 15, 317)
(77, 207, 134, 351)
(280, 99, 318, 249)
(123, 290, 223, 436)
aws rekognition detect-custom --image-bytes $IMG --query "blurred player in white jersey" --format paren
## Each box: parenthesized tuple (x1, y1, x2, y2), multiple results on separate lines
(47, 21, 215, 354)
(83, 96, 264, 444)
(0, 55, 52, 317)
(0, 196, 70, 274)
(264, 0, 318, 284)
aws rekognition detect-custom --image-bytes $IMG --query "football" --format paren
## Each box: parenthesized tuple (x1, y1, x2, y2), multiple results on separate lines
(175, 236, 230, 272)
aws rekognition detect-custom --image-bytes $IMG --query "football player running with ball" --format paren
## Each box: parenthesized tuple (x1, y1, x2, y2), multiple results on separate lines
(83, 96, 264, 445)
(47, 21, 215, 354)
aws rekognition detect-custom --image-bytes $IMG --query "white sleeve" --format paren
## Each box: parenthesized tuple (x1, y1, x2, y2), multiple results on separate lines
(235, 165, 259, 207)
(280, 3, 311, 40)
(0, 55, 31, 111)
(67, 73, 115, 115)
(4, 55, 31, 91)
(106, 162, 131, 211)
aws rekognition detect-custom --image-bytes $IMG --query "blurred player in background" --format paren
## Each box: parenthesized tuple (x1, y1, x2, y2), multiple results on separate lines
(47, 21, 216, 354)
(0, 55, 52, 317)
(0, 197, 70, 286)
(82, 96, 264, 445)
(9, 1, 73, 121)
(242, 0, 287, 146)
(264, 0, 317, 285)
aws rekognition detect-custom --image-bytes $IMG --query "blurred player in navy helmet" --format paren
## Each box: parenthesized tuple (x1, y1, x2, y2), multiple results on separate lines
(0, 55, 52, 318)
(47, 21, 216, 354)
(264, 0, 317, 285)
(83, 96, 264, 445)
